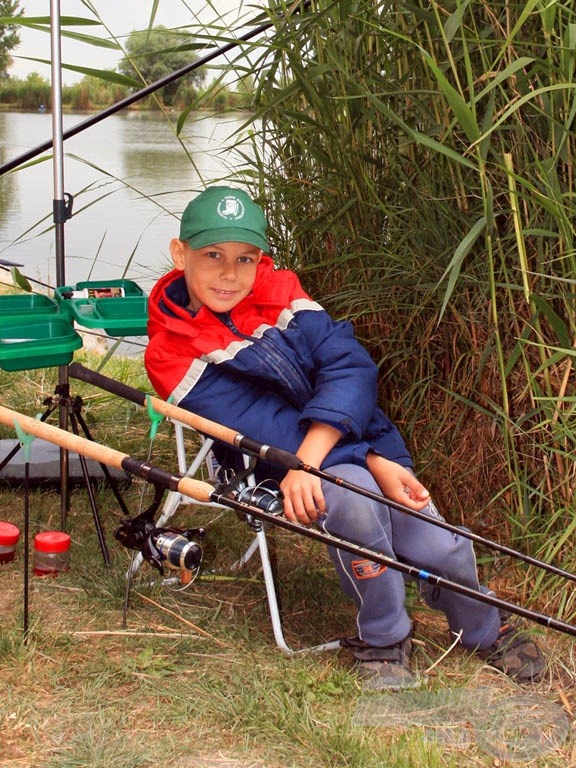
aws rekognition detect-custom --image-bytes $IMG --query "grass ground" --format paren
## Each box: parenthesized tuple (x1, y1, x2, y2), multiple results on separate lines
(0, 355, 575, 767)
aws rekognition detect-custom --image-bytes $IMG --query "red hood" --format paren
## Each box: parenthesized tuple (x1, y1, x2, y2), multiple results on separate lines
(147, 254, 311, 339)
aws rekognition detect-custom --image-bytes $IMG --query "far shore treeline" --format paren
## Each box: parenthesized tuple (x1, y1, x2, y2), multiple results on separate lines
(0, 71, 254, 112)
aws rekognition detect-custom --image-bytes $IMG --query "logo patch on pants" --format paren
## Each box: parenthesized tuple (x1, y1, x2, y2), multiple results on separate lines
(351, 559, 387, 579)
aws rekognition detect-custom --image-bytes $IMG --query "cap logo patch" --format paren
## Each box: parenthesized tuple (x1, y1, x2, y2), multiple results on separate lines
(217, 195, 245, 221)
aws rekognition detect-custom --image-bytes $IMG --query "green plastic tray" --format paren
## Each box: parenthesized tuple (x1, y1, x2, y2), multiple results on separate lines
(0, 293, 60, 317)
(55, 280, 148, 336)
(0, 317, 83, 371)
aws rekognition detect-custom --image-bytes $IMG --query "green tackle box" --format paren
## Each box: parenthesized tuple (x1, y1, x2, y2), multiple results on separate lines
(54, 279, 148, 336)
(0, 293, 60, 318)
(0, 316, 83, 371)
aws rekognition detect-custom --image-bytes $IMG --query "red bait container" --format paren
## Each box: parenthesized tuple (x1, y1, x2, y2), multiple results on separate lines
(0, 522, 20, 564)
(33, 531, 71, 576)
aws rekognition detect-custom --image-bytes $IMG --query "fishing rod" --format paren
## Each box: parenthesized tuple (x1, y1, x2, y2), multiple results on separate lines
(1, 400, 575, 639)
(0, 2, 310, 176)
(0, 259, 23, 267)
(68, 362, 576, 586)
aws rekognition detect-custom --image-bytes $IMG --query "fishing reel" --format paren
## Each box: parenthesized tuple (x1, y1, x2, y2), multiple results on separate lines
(116, 517, 205, 576)
(229, 479, 284, 515)
(215, 460, 284, 524)
(115, 484, 205, 576)
(114, 465, 283, 574)
(146, 526, 204, 574)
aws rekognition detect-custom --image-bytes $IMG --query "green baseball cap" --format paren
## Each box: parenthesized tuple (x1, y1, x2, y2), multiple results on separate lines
(179, 186, 270, 252)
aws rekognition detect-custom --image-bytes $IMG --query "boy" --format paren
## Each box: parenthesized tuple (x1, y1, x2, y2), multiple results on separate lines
(145, 186, 545, 687)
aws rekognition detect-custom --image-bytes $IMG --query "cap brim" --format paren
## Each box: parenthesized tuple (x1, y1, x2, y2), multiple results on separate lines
(185, 227, 269, 253)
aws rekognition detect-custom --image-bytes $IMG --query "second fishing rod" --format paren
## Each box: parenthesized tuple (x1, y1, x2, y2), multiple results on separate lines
(68, 362, 576, 586)
(1, 399, 575, 640)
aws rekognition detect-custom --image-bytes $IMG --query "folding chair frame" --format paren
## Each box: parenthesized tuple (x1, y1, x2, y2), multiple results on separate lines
(129, 420, 339, 655)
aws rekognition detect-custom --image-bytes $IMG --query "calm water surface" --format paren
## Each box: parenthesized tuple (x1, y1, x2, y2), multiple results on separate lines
(0, 109, 254, 296)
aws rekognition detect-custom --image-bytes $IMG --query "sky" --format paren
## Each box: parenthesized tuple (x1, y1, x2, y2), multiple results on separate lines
(9, 1, 251, 84)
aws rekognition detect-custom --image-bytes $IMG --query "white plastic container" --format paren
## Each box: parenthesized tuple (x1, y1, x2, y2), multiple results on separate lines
(70, 287, 125, 299)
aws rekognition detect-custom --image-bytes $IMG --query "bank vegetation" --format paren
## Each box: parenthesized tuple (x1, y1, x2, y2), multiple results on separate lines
(239, 0, 576, 610)
(0, 71, 254, 112)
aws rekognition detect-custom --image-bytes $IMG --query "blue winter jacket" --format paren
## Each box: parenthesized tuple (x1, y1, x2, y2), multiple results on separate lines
(145, 255, 412, 481)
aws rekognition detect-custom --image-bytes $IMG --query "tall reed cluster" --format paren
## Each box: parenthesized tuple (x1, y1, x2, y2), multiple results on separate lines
(235, 0, 576, 584)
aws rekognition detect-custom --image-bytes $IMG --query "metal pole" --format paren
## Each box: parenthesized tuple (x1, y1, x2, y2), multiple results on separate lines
(51, 0, 65, 288)
(50, 0, 72, 522)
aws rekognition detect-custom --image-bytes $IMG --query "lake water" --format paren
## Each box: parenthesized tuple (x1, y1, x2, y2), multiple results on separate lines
(0, 109, 255, 354)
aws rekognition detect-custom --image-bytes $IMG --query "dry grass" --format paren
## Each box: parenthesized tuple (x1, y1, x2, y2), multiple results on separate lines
(1, 485, 576, 767)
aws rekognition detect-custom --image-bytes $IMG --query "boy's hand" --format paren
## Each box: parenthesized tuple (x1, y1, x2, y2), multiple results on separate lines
(280, 469, 326, 525)
(367, 454, 431, 511)
(281, 421, 341, 524)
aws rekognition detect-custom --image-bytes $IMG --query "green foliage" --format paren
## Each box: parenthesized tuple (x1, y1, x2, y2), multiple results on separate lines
(0, 0, 22, 78)
(61, 74, 129, 110)
(10, 267, 32, 291)
(197, 78, 255, 112)
(118, 25, 206, 107)
(0, 71, 130, 110)
(0, 72, 251, 112)
(236, 0, 576, 550)
(0, 70, 49, 108)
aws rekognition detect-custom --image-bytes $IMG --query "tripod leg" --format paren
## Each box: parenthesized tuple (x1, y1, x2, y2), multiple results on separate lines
(69, 412, 110, 566)
(0, 441, 25, 474)
(122, 551, 136, 629)
(73, 408, 131, 516)
(23, 459, 31, 643)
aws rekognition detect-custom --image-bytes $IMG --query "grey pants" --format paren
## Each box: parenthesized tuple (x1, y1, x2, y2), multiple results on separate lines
(319, 464, 501, 650)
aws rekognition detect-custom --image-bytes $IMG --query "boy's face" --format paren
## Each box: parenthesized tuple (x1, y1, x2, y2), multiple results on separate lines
(171, 239, 263, 313)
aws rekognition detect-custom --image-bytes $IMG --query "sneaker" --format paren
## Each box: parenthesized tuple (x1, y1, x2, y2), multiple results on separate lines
(341, 635, 419, 690)
(477, 615, 546, 683)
